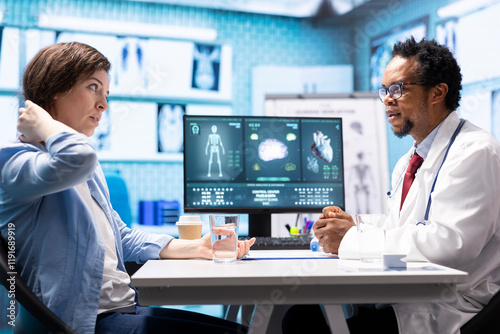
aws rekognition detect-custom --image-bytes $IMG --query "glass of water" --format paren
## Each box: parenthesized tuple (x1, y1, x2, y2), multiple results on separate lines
(209, 215, 239, 263)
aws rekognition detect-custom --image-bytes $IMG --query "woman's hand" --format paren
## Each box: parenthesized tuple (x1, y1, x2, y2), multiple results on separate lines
(161, 233, 255, 260)
(237, 237, 255, 258)
(17, 100, 76, 143)
(198, 232, 256, 260)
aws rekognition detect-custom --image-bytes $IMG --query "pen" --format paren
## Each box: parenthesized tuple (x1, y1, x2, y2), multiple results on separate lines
(285, 224, 291, 232)
(306, 220, 313, 230)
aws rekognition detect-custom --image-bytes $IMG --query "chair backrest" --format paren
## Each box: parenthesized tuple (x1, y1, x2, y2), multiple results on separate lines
(104, 170, 132, 227)
(0, 235, 77, 334)
(460, 289, 500, 334)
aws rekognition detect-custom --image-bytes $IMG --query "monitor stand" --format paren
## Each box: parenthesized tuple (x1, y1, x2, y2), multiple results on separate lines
(247, 212, 272, 237)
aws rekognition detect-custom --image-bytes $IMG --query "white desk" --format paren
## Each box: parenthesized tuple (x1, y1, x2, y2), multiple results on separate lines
(131, 250, 468, 334)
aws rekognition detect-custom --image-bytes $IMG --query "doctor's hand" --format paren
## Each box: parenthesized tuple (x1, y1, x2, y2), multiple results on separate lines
(313, 206, 355, 254)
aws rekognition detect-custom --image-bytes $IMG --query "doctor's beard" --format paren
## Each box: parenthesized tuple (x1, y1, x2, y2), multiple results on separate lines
(393, 117, 414, 138)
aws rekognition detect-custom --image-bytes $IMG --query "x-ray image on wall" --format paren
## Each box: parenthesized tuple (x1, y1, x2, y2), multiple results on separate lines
(158, 104, 185, 153)
(90, 109, 111, 151)
(0, 27, 21, 89)
(436, 19, 457, 54)
(191, 43, 221, 91)
(113, 37, 149, 94)
(491, 90, 500, 141)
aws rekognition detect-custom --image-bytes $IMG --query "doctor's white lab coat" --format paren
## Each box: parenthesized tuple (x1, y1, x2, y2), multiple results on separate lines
(338, 111, 500, 334)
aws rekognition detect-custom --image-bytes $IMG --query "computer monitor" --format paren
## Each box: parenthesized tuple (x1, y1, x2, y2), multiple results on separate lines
(183, 115, 345, 236)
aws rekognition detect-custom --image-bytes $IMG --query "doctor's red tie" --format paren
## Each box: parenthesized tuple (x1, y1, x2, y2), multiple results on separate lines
(400, 153, 423, 210)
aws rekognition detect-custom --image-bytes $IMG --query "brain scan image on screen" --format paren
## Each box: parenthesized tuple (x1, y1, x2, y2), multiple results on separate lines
(205, 125, 225, 177)
(245, 120, 301, 182)
(258, 138, 288, 162)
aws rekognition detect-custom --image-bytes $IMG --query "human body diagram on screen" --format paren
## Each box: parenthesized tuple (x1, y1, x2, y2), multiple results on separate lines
(206, 125, 225, 177)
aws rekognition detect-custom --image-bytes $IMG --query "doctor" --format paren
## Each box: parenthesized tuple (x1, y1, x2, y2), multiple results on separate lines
(283, 37, 500, 333)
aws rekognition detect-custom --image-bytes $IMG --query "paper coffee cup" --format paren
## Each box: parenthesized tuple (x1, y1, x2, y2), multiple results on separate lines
(176, 216, 203, 240)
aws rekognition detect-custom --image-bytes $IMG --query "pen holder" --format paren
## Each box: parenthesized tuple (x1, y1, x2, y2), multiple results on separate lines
(289, 226, 311, 238)
(290, 232, 311, 238)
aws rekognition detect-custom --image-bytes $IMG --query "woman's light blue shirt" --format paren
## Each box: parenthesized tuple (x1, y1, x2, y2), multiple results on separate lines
(0, 132, 172, 334)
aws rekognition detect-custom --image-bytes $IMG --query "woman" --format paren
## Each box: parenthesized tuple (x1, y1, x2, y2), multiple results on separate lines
(0, 42, 253, 334)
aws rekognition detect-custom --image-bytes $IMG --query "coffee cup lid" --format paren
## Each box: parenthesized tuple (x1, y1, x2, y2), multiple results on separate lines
(176, 216, 203, 225)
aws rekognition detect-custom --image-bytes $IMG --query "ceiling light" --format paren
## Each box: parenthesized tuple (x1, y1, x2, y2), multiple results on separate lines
(38, 14, 217, 41)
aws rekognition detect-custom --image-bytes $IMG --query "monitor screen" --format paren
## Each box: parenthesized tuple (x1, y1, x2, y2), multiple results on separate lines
(183, 115, 345, 236)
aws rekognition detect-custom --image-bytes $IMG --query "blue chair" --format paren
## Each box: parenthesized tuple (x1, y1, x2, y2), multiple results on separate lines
(0, 235, 77, 334)
(104, 170, 132, 228)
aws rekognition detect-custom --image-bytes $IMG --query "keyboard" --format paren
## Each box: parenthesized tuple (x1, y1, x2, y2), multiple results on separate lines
(241, 236, 313, 250)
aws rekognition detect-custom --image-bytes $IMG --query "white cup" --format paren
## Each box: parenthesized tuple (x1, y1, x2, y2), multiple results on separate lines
(356, 214, 387, 263)
(209, 215, 239, 264)
(176, 216, 203, 240)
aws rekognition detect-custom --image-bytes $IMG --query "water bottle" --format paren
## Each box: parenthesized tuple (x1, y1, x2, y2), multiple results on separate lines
(310, 237, 323, 252)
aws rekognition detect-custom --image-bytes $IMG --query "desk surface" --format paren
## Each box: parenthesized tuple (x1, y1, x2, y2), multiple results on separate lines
(132, 250, 467, 285)
(131, 251, 468, 334)
(131, 250, 468, 306)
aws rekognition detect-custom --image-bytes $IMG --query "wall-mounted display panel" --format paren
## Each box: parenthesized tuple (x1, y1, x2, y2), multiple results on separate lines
(370, 19, 427, 92)
(453, 2, 500, 85)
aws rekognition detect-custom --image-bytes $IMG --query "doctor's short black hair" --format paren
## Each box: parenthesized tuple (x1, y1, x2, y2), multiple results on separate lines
(392, 37, 462, 112)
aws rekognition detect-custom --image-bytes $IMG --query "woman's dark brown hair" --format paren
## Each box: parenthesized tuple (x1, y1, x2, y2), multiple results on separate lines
(22, 42, 111, 115)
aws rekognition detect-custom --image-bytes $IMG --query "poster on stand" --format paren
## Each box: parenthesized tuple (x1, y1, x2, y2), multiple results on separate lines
(265, 93, 389, 216)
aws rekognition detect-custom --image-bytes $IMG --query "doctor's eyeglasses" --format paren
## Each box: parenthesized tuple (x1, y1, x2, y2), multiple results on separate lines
(378, 82, 425, 102)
